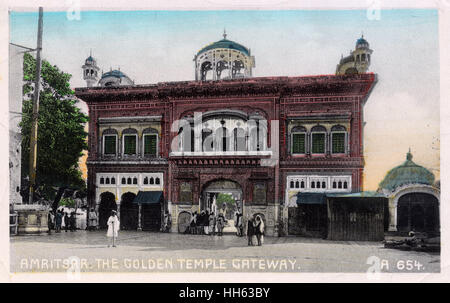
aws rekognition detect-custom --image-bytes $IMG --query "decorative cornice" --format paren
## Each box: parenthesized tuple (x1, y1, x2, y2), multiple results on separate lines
(170, 156, 264, 167)
(280, 157, 363, 168)
(75, 74, 376, 102)
(87, 159, 168, 165)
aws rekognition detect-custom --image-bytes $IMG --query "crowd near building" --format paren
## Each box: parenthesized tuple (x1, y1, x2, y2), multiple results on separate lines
(74, 34, 440, 240)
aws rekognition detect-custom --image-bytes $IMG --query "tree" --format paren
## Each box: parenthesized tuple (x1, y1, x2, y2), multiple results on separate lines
(20, 52, 88, 206)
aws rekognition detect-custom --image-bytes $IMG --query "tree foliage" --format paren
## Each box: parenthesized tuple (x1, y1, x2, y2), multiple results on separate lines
(20, 52, 88, 201)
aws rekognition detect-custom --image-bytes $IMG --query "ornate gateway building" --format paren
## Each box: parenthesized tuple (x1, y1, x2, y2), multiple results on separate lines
(75, 34, 377, 236)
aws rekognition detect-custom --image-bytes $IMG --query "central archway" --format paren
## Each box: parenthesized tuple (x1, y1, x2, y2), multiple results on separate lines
(201, 179, 243, 234)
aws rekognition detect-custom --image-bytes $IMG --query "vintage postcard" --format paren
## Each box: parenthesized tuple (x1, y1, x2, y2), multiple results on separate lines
(2, 0, 449, 283)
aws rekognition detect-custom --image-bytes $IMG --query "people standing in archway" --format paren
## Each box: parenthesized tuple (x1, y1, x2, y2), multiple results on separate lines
(107, 210, 120, 247)
(254, 215, 265, 246)
(190, 211, 197, 234)
(217, 213, 225, 236)
(234, 206, 243, 237)
(247, 217, 255, 246)
(203, 210, 210, 235)
(209, 212, 216, 235)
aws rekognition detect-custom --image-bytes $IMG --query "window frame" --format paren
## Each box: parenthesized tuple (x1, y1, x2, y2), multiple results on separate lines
(310, 131, 327, 155)
(122, 133, 138, 156)
(103, 134, 118, 156)
(143, 133, 159, 157)
(291, 131, 307, 155)
(331, 131, 347, 154)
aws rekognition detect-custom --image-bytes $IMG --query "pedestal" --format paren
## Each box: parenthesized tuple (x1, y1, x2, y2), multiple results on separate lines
(15, 204, 49, 235)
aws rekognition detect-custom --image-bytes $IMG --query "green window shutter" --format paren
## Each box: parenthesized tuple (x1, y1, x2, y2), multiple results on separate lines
(312, 133, 325, 153)
(292, 133, 305, 154)
(124, 135, 136, 155)
(144, 135, 157, 156)
(332, 133, 346, 153)
(104, 136, 116, 154)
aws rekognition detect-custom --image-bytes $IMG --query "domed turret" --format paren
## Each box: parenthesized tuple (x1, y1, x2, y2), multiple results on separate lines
(82, 51, 100, 87)
(194, 30, 255, 81)
(336, 35, 373, 75)
(378, 151, 435, 192)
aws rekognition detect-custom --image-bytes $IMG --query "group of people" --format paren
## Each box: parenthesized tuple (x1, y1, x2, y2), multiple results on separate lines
(246, 214, 265, 246)
(188, 210, 224, 236)
(48, 209, 77, 233)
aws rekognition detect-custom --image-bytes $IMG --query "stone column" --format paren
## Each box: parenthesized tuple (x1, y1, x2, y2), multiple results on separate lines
(138, 204, 142, 231)
(388, 197, 398, 232)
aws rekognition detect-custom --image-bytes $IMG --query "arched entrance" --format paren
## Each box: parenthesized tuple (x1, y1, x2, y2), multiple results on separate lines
(99, 192, 117, 229)
(201, 179, 243, 234)
(397, 192, 439, 232)
(120, 192, 138, 230)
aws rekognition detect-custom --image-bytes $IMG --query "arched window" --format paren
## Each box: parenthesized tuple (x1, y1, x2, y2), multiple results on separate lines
(291, 126, 307, 154)
(100, 177, 105, 184)
(143, 128, 158, 157)
(133, 177, 138, 185)
(295, 181, 299, 188)
(102, 129, 118, 155)
(343, 181, 348, 189)
(155, 178, 160, 185)
(311, 125, 326, 154)
(111, 178, 115, 185)
(311, 181, 316, 189)
(290, 181, 295, 188)
(301, 181, 305, 188)
(122, 128, 138, 156)
(127, 177, 132, 185)
(143, 177, 148, 185)
(331, 125, 347, 154)
(150, 177, 154, 185)
(105, 177, 110, 185)
(122, 178, 126, 185)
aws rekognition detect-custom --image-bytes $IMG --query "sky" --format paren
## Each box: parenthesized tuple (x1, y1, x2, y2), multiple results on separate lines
(9, 9, 440, 190)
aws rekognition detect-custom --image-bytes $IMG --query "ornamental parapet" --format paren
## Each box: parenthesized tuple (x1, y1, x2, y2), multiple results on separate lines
(170, 156, 267, 167)
(280, 157, 364, 168)
(75, 73, 377, 102)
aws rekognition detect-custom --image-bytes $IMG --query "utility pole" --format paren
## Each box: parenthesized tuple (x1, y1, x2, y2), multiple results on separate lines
(28, 7, 43, 204)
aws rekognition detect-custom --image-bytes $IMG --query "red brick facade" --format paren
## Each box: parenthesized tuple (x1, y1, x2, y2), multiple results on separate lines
(75, 73, 377, 235)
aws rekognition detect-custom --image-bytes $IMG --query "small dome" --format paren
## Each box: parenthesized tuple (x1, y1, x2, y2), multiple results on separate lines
(379, 151, 435, 192)
(197, 38, 250, 56)
(101, 70, 127, 79)
(356, 35, 369, 48)
(85, 55, 96, 65)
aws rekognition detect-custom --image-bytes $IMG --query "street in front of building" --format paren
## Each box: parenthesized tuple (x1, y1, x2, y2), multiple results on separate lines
(10, 231, 439, 273)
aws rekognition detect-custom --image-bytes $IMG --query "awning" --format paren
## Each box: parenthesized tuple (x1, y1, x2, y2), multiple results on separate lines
(296, 193, 327, 205)
(133, 191, 163, 204)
